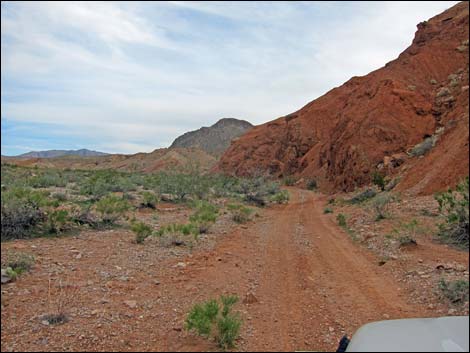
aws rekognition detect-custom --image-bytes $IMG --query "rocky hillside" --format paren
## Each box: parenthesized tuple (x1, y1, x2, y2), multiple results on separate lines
(2, 148, 216, 174)
(170, 118, 253, 157)
(13, 149, 108, 158)
(216, 2, 469, 194)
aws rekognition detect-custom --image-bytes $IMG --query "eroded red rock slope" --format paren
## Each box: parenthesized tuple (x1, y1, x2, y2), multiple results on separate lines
(216, 2, 469, 194)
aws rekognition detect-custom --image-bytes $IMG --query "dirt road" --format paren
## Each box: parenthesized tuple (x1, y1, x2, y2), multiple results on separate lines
(172, 188, 424, 351)
(1, 189, 444, 352)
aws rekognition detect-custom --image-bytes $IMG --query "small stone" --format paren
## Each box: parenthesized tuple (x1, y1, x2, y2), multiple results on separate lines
(383, 314, 390, 319)
(243, 292, 258, 304)
(329, 326, 335, 333)
(124, 300, 137, 309)
(448, 308, 456, 315)
(1, 269, 13, 284)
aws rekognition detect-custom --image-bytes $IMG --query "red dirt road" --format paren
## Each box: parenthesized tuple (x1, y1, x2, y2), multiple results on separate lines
(1, 189, 461, 352)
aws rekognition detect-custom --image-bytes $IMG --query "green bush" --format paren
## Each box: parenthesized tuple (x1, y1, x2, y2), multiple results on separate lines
(4, 252, 35, 274)
(398, 235, 417, 247)
(306, 178, 318, 190)
(348, 189, 376, 204)
(141, 191, 158, 209)
(283, 176, 296, 186)
(131, 220, 153, 244)
(228, 204, 253, 224)
(372, 171, 386, 191)
(185, 295, 241, 350)
(29, 171, 67, 188)
(270, 190, 290, 204)
(95, 195, 130, 224)
(323, 207, 333, 214)
(439, 279, 469, 304)
(1, 188, 48, 240)
(434, 178, 469, 249)
(46, 209, 70, 234)
(186, 299, 220, 336)
(337, 213, 347, 227)
(189, 201, 218, 233)
(372, 193, 392, 221)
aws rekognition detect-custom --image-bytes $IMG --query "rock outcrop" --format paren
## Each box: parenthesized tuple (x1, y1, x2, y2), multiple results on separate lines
(170, 118, 253, 157)
(216, 2, 469, 194)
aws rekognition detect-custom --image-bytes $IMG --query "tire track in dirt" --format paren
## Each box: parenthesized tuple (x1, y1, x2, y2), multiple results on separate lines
(225, 189, 425, 351)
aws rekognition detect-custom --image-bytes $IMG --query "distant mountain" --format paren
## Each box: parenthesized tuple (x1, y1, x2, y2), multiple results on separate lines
(170, 118, 253, 157)
(15, 149, 109, 159)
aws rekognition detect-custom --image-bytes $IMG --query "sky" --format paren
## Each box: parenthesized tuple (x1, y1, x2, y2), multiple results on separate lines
(1, 1, 459, 156)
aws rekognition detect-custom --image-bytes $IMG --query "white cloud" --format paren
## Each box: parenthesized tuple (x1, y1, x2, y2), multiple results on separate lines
(1, 1, 459, 155)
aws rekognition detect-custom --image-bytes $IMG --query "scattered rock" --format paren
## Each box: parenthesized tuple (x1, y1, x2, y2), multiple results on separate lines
(243, 292, 258, 304)
(1, 269, 13, 284)
(124, 300, 137, 309)
(160, 194, 176, 202)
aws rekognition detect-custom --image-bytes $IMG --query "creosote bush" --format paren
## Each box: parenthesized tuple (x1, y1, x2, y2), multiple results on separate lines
(434, 178, 469, 249)
(439, 279, 469, 304)
(95, 195, 130, 224)
(228, 204, 253, 224)
(337, 213, 347, 227)
(372, 193, 392, 221)
(372, 171, 386, 191)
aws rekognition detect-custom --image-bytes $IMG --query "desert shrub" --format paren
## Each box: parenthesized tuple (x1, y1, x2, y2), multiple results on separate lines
(95, 195, 130, 224)
(189, 201, 218, 233)
(157, 172, 194, 201)
(324, 207, 333, 214)
(46, 209, 70, 234)
(398, 235, 417, 247)
(1, 189, 48, 240)
(372, 171, 386, 191)
(409, 136, 435, 157)
(190, 201, 218, 223)
(228, 204, 253, 224)
(29, 171, 67, 188)
(52, 192, 68, 202)
(434, 178, 469, 249)
(186, 299, 220, 336)
(439, 279, 469, 304)
(337, 213, 347, 227)
(141, 191, 158, 209)
(131, 221, 153, 244)
(70, 205, 100, 229)
(185, 295, 241, 350)
(234, 177, 281, 206)
(283, 176, 296, 186)
(79, 170, 138, 199)
(348, 189, 376, 204)
(385, 177, 400, 191)
(270, 190, 290, 204)
(306, 178, 318, 190)
(1, 202, 44, 240)
(155, 222, 199, 241)
(372, 193, 392, 221)
(4, 252, 35, 274)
